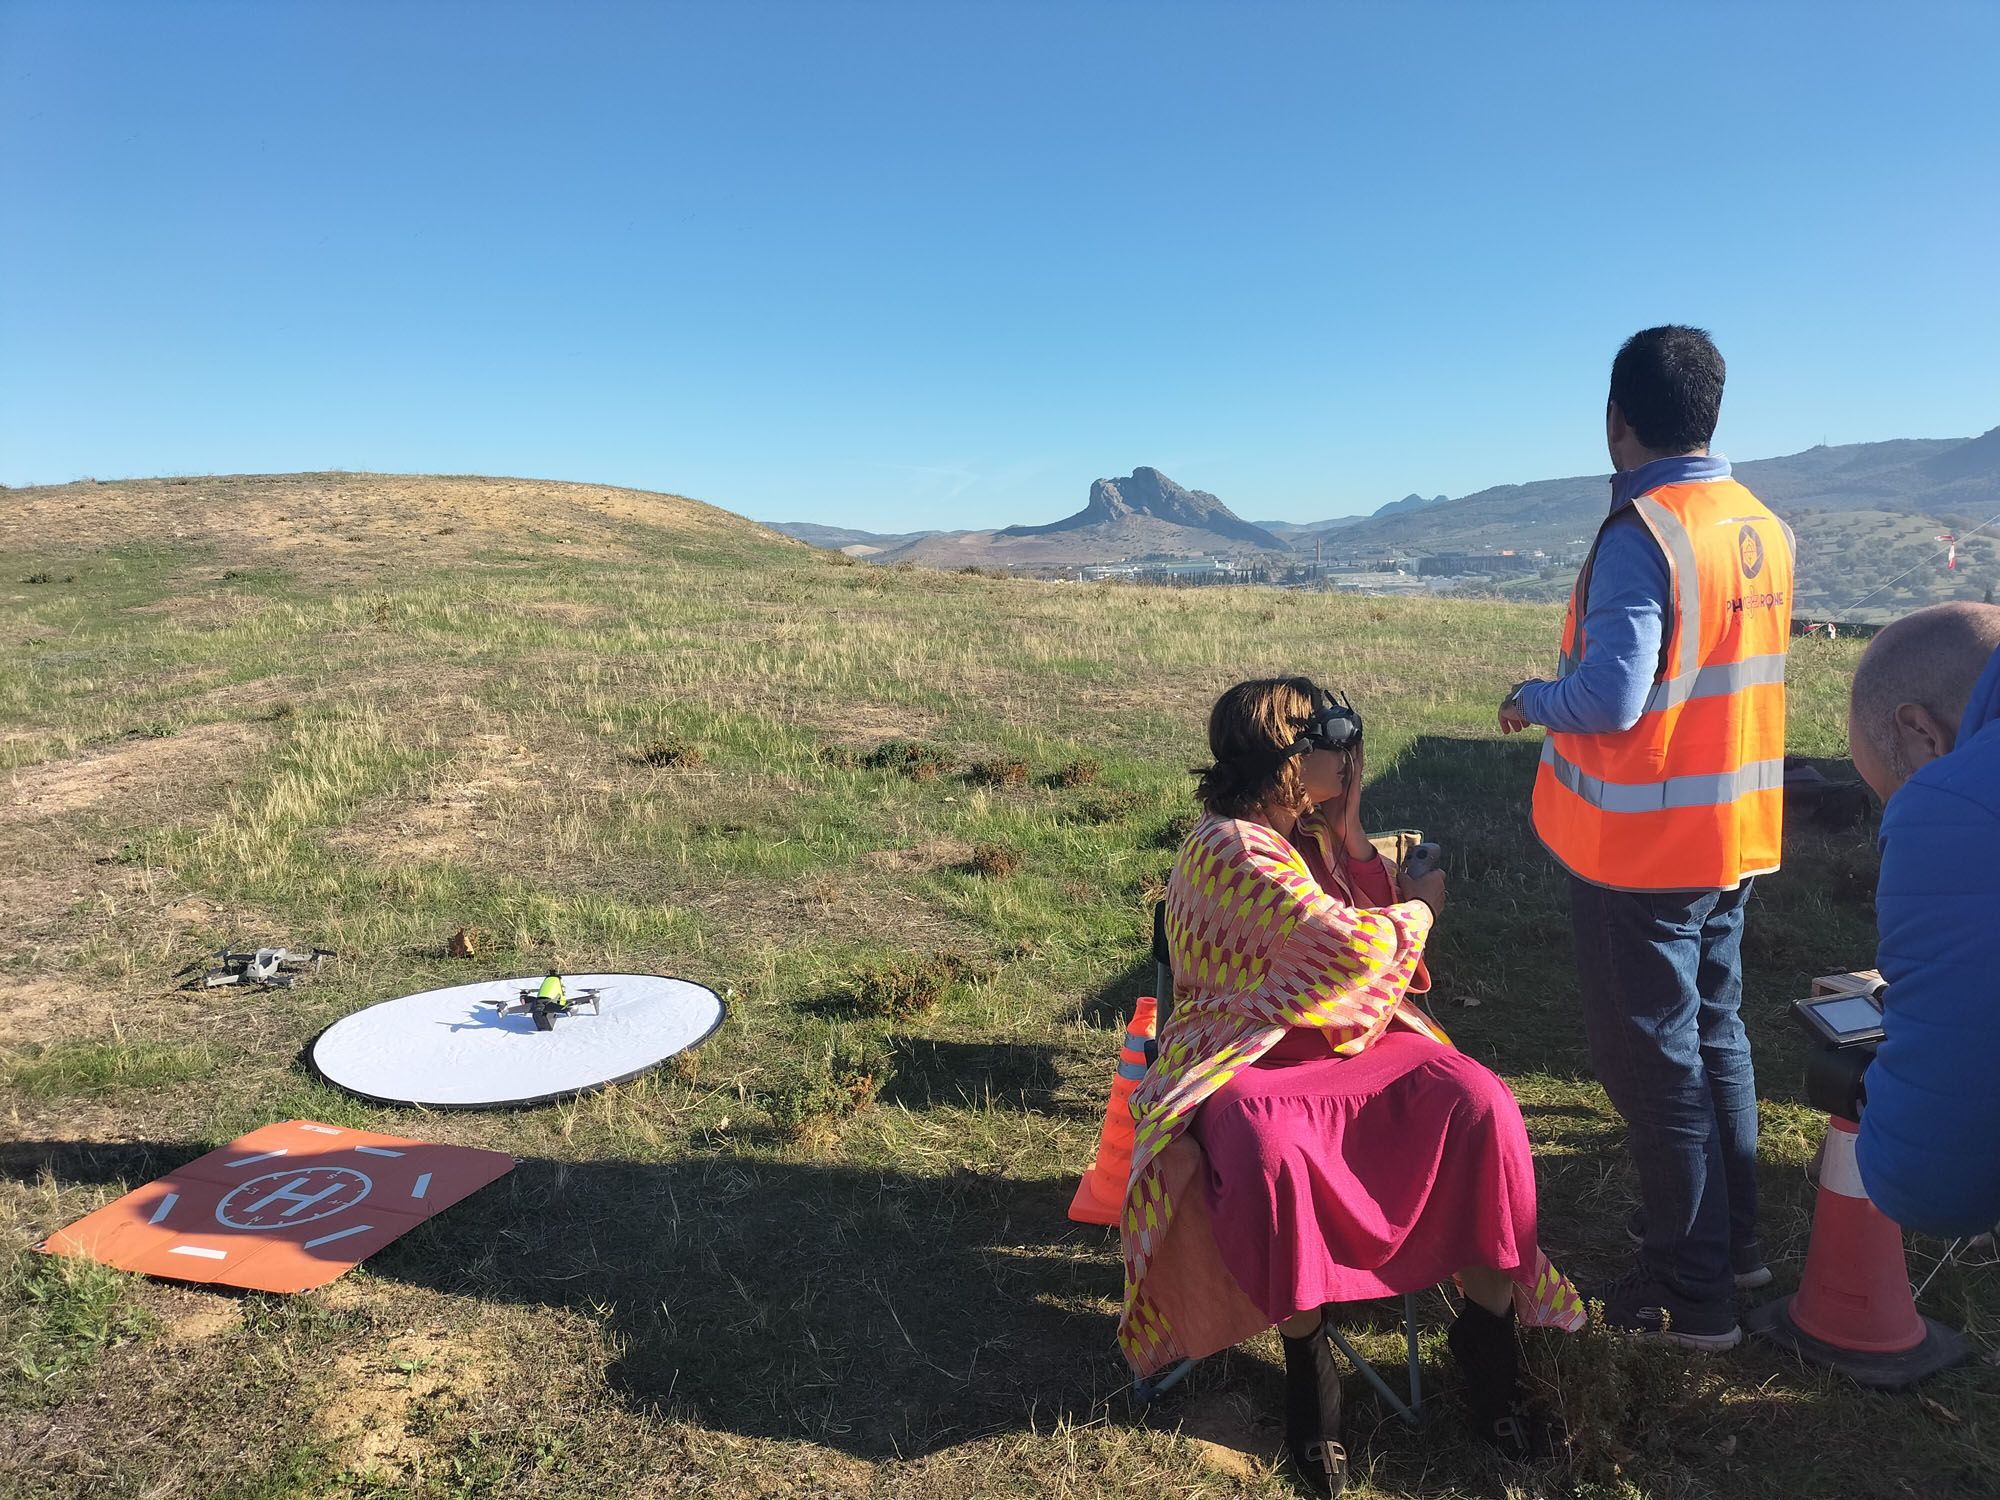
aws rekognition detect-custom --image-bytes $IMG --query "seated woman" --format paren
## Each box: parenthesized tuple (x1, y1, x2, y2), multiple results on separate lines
(1118, 677, 1584, 1494)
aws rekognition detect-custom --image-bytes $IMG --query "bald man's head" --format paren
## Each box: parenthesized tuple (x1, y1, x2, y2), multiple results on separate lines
(1849, 602, 2000, 801)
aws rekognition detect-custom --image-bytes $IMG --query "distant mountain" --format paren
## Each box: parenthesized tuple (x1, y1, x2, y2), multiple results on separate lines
(1373, 492, 1450, 519)
(1319, 431, 1996, 558)
(1320, 427, 2000, 622)
(998, 467, 1286, 551)
(764, 521, 939, 556)
(878, 467, 1290, 568)
(1255, 515, 1366, 541)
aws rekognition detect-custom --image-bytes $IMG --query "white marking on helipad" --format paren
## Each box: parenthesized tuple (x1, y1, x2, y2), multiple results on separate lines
(226, 1149, 289, 1168)
(148, 1192, 179, 1225)
(302, 1223, 373, 1250)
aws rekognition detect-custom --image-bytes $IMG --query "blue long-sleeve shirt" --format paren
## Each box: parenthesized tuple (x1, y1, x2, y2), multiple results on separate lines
(1514, 455, 1733, 734)
(1856, 645, 2000, 1235)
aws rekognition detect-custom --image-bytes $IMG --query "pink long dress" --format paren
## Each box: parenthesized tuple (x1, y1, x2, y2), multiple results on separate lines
(1191, 817, 1546, 1319)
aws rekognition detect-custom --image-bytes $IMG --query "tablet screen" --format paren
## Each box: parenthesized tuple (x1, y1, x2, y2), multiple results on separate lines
(1810, 995, 1883, 1036)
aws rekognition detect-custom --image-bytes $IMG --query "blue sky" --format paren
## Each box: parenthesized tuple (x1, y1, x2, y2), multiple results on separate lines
(3, 2, 1997, 531)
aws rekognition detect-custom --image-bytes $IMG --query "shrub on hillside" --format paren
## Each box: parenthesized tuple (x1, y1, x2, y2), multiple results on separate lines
(862, 739, 953, 780)
(755, 1033, 894, 1146)
(1059, 790, 1146, 825)
(967, 757, 1029, 788)
(843, 953, 988, 1020)
(632, 737, 704, 769)
(1045, 758, 1101, 788)
(965, 842, 1023, 878)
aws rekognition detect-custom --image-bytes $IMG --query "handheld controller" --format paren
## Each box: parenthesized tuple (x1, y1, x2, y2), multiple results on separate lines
(1401, 842, 1442, 880)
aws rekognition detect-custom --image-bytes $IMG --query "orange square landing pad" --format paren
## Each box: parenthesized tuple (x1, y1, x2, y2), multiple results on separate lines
(38, 1120, 514, 1293)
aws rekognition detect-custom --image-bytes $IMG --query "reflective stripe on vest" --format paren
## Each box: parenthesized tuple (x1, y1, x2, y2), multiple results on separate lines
(1640, 650, 1788, 714)
(1540, 738, 1786, 814)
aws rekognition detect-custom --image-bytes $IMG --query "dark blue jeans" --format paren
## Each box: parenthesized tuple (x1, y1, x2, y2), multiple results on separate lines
(1569, 876, 1759, 1303)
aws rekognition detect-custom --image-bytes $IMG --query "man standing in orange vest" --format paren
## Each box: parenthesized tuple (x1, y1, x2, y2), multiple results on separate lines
(1500, 326, 1794, 1349)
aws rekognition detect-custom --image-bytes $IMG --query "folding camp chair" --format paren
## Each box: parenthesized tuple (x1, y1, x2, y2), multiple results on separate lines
(1133, 836, 1434, 1424)
(1131, 1295, 1428, 1425)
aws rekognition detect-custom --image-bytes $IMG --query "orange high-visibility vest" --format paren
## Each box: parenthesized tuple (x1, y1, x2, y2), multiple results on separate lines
(1532, 475, 1795, 892)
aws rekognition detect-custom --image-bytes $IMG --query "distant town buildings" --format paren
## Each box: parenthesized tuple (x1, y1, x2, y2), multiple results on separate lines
(1416, 551, 1540, 578)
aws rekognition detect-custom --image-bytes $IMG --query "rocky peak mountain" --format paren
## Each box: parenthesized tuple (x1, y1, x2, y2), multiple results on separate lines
(1003, 467, 1286, 550)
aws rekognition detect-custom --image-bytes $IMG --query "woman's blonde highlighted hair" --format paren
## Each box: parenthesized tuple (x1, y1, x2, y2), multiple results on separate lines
(1193, 676, 1319, 819)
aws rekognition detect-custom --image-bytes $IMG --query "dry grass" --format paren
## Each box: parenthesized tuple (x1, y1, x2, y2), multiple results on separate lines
(0, 473, 1990, 1500)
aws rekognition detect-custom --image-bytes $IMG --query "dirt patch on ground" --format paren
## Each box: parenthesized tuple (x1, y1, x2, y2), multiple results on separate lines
(156, 1289, 241, 1346)
(325, 730, 539, 866)
(2, 722, 260, 822)
(1172, 1385, 1282, 1482)
(860, 838, 972, 874)
(799, 701, 945, 747)
(123, 594, 271, 628)
(0, 979, 109, 1047)
(690, 870, 971, 950)
(316, 1324, 503, 1481)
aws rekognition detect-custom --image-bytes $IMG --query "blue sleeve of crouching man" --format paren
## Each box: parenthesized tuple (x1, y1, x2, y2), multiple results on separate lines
(1857, 734, 2000, 1236)
(1514, 512, 1669, 735)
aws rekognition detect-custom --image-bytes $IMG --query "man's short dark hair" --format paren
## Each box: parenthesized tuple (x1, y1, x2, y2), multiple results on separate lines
(1609, 325, 1725, 454)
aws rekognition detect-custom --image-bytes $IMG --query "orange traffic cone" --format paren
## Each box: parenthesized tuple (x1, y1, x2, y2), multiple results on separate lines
(1748, 1114, 1968, 1387)
(1068, 997, 1158, 1226)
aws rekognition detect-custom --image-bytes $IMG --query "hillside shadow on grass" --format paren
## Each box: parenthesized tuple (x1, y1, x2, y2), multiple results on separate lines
(1079, 955, 1156, 1030)
(878, 1036, 1095, 1118)
(3, 1139, 1130, 1462)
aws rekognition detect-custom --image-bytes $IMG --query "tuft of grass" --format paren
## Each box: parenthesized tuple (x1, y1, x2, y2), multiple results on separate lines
(1061, 789, 1147, 825)
(862, 738, 953, 780)
(841, 953, 988, 1020)
(631, 735, 705, 769)
(1538, 1296, 1731, 1484)
(1151, 810, 1200, 850)
(4, 1253, 154, 1404)
(965, 842, 1024, 878)
(755, 1031, 894, 1143)
(967, 757, 1030, 788)
(1045, 757, 1101, 788)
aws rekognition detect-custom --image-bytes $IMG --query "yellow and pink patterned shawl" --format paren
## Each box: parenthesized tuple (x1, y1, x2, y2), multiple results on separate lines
(1116, 814, 1585, 1376)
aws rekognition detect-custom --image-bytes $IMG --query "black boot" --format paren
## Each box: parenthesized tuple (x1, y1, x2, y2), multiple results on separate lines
(1447, 1299, 1561, 1461)
(1281, 1318, 1348, 1496)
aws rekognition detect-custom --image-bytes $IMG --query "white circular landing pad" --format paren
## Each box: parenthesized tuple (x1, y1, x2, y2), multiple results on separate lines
(311, 974, 725, 1108)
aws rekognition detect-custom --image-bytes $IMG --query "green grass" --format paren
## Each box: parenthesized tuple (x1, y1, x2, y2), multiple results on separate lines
(0, 473, 1992, 1499)
(1, 1039, 219, 1098)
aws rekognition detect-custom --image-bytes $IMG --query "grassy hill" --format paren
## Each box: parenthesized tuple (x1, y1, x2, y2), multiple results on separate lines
(3, 474, 1994, 1499)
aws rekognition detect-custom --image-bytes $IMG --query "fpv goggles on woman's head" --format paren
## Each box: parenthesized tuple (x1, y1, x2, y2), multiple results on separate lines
(1287, 684, 1363, 757)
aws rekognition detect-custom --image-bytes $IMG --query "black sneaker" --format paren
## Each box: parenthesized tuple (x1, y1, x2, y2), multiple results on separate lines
(1624, 1211, 1773, 1291)
(1280, 1319, 1348, 1496)
(1595, 1269, 1743, 1352)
